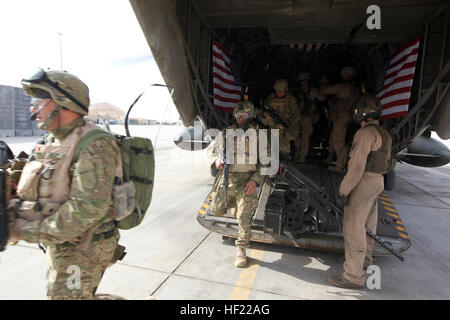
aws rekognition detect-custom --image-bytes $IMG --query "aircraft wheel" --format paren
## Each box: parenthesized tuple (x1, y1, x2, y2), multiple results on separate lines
(384, 169, 396, 191)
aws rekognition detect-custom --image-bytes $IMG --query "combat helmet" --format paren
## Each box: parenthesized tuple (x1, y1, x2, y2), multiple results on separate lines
(21, 68, 90, 116)
(273, 79, 289, 91)
(353, 94, 382, 123)
(297, 72, 311, 81)
(234, 100, 258, 117)
(340, 66, 356, 79)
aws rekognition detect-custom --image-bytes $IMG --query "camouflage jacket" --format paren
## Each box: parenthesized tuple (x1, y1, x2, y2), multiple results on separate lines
(18, 118, 120, 245)
(208, 121, 269, 186)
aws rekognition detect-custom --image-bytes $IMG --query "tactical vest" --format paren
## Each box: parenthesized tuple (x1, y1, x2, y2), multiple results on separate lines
(267, 94, 291, 121)
(222, 124, 258, 173)
(365, 124, 393, 174)
(16, 122, 122, 220)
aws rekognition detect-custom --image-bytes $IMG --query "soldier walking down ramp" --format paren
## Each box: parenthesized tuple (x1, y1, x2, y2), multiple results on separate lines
(320, 67, 361, 171)
(208, 101, 268, 268)
(7, 69, 125, 299)
(329, 94, 392, 288)
(261, 79, 301, 161)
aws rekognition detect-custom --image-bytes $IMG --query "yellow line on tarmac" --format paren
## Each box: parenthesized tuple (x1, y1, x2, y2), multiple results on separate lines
(229, 244, 265, 300)
(381, 200, 393, 206)
(399, 232, 410, 239)
(384, 206, 398, 213)
(387, 212, 400, 219)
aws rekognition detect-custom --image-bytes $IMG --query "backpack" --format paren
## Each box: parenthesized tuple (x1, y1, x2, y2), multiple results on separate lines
(73, 129, 155, 230)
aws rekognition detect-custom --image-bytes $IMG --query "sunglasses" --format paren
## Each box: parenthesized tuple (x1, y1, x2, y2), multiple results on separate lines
(234, 112, 250, 119)
(22, 68, 88, 114)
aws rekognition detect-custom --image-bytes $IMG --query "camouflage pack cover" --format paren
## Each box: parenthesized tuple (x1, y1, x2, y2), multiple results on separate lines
(74, 129, 155, 230)
(234, 101, 258, 117)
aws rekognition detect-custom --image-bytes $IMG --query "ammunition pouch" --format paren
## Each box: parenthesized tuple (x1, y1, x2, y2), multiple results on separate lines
(7, 152, 28, 185)
(16, 161, 45, 201)
(9, 199, 60, 221)
(110, 180, 136, 221)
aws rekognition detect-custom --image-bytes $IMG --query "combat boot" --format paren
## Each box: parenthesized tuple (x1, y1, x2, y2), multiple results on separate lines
(234, 246, 247, 268)
(328, 274, 364, 289)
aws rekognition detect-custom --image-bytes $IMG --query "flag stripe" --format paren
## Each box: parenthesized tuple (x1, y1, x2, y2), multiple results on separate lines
(378, 79, 414, 98)
(388, 38, 420, 66)
(385, 54, 418, 76)
(379, 86, 413, 100)
(288, 43, 328, 51)
(213, 87, 241, 100)
(213, 42, 241, 111)
(377, 37, 420, 120)
(213, 78, 241, 92)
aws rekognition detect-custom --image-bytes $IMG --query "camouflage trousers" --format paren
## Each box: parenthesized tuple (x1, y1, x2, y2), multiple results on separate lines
(211, 172, 259, 247)
(45, 229, 120, 300)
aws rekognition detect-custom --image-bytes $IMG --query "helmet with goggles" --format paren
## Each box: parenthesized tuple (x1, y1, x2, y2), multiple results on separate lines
(352, 94, 382, 123)
(21, 68, 90, 116)
(233, 101, 257, 118)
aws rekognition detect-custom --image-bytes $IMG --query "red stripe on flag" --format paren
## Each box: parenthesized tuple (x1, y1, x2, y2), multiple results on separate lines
(213, 41, 241, 112)
(377, 37, 420, 119)
(213, 71, 237, 87)
(213, 94, 240, 103)
(387, 48, 419, 70)
(381, 98, 411, 110)
(381, 111, 409, 121)
(379, 86, 413, 100)
(213, 83, 240, 95)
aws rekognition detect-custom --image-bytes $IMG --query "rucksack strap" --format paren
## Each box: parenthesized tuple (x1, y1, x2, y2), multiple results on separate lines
(72, 129, 114, 165)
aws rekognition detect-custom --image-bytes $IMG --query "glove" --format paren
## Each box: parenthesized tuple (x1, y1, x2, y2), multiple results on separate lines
(336, 193, 348, 207)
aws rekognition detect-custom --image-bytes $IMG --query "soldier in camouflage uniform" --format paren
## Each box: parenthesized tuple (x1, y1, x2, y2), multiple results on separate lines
(319, 67, 361, 171)
(261, 79, 301, 160)
(208, 101, 266, 268)
(293, 72, 316, 163)
(8, 69, 124, 300)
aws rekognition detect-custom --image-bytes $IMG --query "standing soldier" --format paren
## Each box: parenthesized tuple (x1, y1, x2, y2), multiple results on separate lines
(8, 69, 124, 299)
(209, 101, 266, 268)
(318, 75, 337, 163)
(293, 72, 316, 163)
(328, 94, 392, 288)
(319, 67, 361, 171)
(261, 79, 301, 161)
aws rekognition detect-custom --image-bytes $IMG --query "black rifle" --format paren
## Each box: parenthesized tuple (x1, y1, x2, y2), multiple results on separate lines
(280, 164, 405, 261)
(222, 133, 229, 210)
(262, 105, 289, 129)
(0, 141, 14, 252)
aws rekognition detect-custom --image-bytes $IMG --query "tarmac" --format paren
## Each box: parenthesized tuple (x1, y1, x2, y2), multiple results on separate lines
(0, 126, 449, 300)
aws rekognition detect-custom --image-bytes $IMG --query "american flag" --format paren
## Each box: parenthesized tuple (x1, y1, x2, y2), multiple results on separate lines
(289, 43, 329, 51)
(376, 37, 421, 120)
(212, 42, 241, 112)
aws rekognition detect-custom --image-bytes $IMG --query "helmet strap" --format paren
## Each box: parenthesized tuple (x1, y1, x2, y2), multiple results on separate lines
(38, 105, 62, 131)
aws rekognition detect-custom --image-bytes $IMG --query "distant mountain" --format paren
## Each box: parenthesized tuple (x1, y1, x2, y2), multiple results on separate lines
(88, 102, 124, 120)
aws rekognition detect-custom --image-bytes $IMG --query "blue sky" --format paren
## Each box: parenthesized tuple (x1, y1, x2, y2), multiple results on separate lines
(0, 0, 179, 121)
